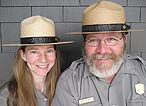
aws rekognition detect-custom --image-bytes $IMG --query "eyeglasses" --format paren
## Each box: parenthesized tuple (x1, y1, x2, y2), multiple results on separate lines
(85, 36, 123, 47)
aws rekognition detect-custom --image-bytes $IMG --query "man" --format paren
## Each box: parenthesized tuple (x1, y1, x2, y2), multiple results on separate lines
(52, 1, 146, 106)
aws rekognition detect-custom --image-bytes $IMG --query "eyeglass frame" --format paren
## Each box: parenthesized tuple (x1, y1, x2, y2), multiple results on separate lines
(85, 35, 124, 47)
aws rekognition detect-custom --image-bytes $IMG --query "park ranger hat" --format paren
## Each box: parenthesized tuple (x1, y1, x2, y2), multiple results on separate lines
(68, 0, 143, 35)
(3, 15, 73, 46)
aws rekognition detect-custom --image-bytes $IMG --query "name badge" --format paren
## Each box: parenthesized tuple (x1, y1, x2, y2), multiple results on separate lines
(135, 83, 145, 95)
(79, 97, 94, 105)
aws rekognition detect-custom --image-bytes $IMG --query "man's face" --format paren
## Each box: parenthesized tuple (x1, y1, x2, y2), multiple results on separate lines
(84, 32, 126, 78)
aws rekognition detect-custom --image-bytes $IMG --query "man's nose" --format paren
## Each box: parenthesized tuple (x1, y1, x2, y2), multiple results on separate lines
(96, 41, 109, 54)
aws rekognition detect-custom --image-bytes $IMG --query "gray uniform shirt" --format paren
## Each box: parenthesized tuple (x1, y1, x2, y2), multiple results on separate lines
(0, 84, 48, 106)
(52, 55, 146, 106)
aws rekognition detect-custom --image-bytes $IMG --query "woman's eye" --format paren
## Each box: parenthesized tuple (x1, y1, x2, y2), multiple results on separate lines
(47, 48, 55, 53)
(29, 50, 38, 54)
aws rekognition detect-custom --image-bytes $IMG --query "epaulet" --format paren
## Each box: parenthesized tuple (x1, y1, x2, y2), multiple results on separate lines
(127, 55, 146, 65)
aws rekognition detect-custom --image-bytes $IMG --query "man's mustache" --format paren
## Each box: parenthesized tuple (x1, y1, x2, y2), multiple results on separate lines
(91, 53, 116, 60)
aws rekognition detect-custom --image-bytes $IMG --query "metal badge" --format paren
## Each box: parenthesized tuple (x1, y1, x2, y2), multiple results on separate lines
(135, 83, 145, 95)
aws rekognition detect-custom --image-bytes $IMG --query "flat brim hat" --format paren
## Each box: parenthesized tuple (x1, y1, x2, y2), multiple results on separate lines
(68, 1, 144, 35)
(3, 15, 73, 46)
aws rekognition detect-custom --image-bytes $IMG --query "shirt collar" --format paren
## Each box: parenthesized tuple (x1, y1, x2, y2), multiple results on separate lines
(84, 63, 93, 78)
(118, 54, 145, 76)
(118, 60, 139, 75)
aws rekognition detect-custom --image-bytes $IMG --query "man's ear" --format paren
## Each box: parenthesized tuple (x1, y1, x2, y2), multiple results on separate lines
(20, 50, 27, 61)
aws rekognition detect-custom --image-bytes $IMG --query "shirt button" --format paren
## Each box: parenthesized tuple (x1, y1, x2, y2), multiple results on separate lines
(44, 98, 47, 101)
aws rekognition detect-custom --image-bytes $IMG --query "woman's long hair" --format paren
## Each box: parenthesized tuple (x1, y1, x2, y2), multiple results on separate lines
(7, 46, 60, 106)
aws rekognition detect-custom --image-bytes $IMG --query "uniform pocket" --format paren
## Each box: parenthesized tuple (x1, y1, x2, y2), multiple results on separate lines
(127, 102, 142, 106)
(79, 102, 102, 106)
(127, 91, 146, 106)
(79, 97, 102, 106)
(127, 99, 143, 106)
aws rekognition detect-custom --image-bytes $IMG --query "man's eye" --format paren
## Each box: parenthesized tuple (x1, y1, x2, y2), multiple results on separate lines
(88, 39, 97, 43)
(107, 37, 118, 41)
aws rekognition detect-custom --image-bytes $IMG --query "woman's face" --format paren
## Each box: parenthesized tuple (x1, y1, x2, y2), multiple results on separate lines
(20, 45, 56, 78)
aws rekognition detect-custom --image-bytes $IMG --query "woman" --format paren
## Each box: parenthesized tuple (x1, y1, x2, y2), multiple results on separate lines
(0, 15, 73, 106)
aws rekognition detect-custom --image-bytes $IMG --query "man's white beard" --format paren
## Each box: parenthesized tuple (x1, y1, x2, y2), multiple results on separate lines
(85, 56, 123, 78)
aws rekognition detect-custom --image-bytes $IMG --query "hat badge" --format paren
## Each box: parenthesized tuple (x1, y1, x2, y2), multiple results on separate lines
(122, 25, 127, 30)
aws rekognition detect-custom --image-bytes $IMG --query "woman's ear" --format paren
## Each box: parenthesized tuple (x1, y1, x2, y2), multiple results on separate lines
(20, 50, 27, 61)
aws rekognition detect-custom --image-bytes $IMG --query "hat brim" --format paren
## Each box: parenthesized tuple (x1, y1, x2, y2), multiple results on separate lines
(2, 41, 74, 46)
(67, 29, 144, 35)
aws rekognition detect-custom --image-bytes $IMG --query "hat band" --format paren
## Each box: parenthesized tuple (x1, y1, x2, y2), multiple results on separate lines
(21, 37, 60, 44)
(82, 24, 131, 32)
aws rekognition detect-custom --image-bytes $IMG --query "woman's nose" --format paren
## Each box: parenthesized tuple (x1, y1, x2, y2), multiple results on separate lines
(40, 53, 48, 62)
